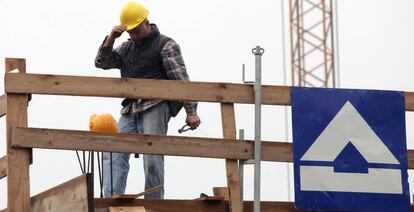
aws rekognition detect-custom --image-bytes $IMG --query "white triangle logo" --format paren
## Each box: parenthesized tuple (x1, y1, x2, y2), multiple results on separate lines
(299, 101, 403, 194)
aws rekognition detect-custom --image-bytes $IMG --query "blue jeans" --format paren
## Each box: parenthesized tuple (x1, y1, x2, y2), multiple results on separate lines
(103, 101, 170, 199)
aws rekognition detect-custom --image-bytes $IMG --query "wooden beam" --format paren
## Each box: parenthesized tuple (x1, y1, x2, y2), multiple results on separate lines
(11, 127, 291, 162)
(5, 58, 30, 212)
(221, 103, 241, 212)
(109, 207, 146, 212)
(213, 187, 229, 200)
(11, 127, 414, 169)
(94, 199, 295, 212)
(0, 94, 5, 118)
(406, 92, 414, 112)
(5, 73, 414, 111)
(0, 199, 398, 212)
(4, 73, 290, 105)
(6, 95, 30, 211)
(31, 174, 93, 212)
(5, 58, 26, 73)
(112, 185, 163, 200)
(1, 174, 93, 212)
(0, 156, 6, 179)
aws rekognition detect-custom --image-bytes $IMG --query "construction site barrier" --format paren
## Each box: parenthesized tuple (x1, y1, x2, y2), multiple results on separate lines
(2, 58, 414, 211)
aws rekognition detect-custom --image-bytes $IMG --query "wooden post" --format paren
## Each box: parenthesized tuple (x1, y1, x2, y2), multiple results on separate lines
(0, 156, 7, 179)
(221, 103, 242, 212)
(213, 187, 230, 200)
(0, 94, 6, 118)
(5, 58, 31, 211)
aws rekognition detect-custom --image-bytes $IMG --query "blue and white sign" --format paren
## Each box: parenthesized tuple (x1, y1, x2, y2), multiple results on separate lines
(292, 87, 410, 212)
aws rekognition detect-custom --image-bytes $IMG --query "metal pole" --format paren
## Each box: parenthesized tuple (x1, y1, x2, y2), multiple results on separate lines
(252, 46, 264, 212)
(238, 129, 245, 212)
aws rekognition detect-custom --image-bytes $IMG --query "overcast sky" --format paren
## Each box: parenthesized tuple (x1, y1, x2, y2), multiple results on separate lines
(0, 0, 414, 208)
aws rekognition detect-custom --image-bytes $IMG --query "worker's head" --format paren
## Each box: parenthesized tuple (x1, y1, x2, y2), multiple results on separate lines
(120, 1, 151, 42)
(89, 113, 118, 133)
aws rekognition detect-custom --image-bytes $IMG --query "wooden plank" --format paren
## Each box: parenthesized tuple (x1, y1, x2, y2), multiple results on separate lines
(213, 187, 229, 200)
(95, 198, 414, 212)
(0, 94, 6, 118)
(5, 73, 290, 105)
(31, 174, 93, 212)
(112, 185, 163, 200)
(5, 58, 26, 73)
(11, 127, 414, 168)
(406, 92, 414, 112)
(221, 103, 242, 212)
(1, 174, 93, 212)
(0, 156, 6, 179)
(5, 73, 414, 111)
(96, 199, 414, 212)
(109, 206, 146, 212)
(94, 199, 287, 212)
(11, 127, 257, 160)
(6, 95, 30, 211)
(5, 58, 30, 212)
(195, 196, 225, 201)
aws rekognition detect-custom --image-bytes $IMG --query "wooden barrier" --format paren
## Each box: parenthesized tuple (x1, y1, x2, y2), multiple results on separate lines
(3, 59, 414, 211)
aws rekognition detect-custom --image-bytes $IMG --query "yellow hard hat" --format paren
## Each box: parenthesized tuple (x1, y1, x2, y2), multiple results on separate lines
(120, 1, 149, 31)
(89, 113, 118, 133)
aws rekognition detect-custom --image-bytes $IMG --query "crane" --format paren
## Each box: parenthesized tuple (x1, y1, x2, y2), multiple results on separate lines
(289, 0, 338, 88)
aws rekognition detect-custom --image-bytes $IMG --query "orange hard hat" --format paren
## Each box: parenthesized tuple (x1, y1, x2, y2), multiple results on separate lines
(89, 113, 118, 133)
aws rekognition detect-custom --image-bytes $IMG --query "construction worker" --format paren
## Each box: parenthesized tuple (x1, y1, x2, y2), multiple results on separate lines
(94, 1, 201, 199)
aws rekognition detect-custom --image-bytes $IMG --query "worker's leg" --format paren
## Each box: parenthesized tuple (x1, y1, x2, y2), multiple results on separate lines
(103, 112, 137, 197)
(141, 101, 170, 199)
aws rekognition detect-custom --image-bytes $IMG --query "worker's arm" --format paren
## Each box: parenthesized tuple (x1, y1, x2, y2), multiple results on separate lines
(95, 25, 127, 70)
(161, 39, 201, 129)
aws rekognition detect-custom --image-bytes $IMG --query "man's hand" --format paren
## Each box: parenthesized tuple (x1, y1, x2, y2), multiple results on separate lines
(103, 25, 127, 47)
(186, 115, 201, 130)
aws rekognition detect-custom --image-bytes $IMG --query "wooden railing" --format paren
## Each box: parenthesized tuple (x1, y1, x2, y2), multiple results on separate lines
(2, 58, 414, 211)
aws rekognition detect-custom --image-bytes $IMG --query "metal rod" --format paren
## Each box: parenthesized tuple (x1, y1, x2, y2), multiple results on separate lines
(75, 151, 85, 174)
(87, 151, 91, 173)
(281, 0, 293, 201)
(333, 0, 341, 88)
(242, 64, 254, 84)
(252, 46, 264, 212)
(91, 151, 94, 198)
(238, 129, 245, 212)
(322, 0, 329, 87)
(242, 64, 246, 82)
(289, 0, 295, 86)
(97, 152, 103, 198)
(83, 151, 86, 174)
